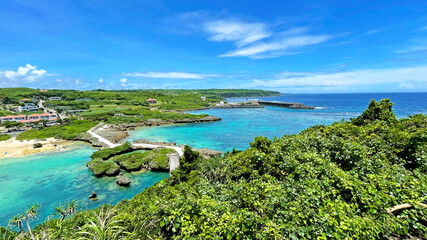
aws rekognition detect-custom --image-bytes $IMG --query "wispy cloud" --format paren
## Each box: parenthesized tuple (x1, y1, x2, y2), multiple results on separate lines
(364, 28, 384, 35)
(202, 19, 333, 59)
(204, 21, 270, 47)
(219, 34, 331, 59)
(239, 66, 427, 90)
(123, 71, 219, 79)
(417, 25, 427, 31)
(395, 38, 427, 54)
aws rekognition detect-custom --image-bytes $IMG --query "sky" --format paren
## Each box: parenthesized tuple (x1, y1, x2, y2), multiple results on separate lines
(0, 0, 427, 93)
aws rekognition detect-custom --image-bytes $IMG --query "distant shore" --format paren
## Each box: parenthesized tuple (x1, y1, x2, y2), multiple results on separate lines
(0, 137, 75, 159)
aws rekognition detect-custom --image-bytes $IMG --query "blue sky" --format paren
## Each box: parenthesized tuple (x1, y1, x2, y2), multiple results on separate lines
(1, 0, 427, 93)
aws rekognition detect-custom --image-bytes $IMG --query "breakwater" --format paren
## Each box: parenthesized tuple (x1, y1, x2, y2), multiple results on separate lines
(257, 101, 315, 109)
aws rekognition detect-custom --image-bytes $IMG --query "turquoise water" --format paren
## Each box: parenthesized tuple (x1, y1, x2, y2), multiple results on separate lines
(127, 93, 427, 153)
(0, 144, 169, 226)
(1, 92, 426, 226)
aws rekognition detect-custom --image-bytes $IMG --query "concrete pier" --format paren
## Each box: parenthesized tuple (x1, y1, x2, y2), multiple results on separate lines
(257, 101, 315, 109)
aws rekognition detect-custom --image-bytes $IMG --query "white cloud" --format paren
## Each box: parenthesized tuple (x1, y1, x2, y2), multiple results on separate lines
(123, 72, 218, 79)
(241, 66, 427, 89)
(364, 28, 384, 35)
(204, 21, 270, 47)
(98, 78, 104, 83)
(0, 64, 47, 83)
(120, 78, 127, 83)
(202, 19, 333, 59)
(220, 35, 331, 58)
(395, 44, 427, 54)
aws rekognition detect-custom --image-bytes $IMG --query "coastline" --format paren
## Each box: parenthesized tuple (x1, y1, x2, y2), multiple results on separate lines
(0, 137, 77, 159)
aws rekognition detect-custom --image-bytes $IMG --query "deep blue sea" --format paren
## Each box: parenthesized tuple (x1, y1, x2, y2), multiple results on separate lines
(1, 92, 426, 226)
(127, 93, 427, 152)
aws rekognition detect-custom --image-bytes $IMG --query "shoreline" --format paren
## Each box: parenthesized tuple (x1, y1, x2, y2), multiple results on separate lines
(0, 137, 78, 159)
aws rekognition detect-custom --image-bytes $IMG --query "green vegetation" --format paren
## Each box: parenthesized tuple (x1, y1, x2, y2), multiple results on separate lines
(90, 142, 132, 160)
(16, 120, 97, 140)
(89, 161, 120, 177)
(0, 134, 11, 141)
(112, 148, 176, 172)
(5, 99, 426, 239)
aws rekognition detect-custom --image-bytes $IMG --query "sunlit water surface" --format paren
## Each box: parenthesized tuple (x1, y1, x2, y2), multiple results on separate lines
(1, 92, 426, 226)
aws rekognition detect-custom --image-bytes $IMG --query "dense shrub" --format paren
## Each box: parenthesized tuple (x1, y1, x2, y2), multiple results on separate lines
(16, 120, 97, 140)
(112, 148, 176, 172)
(8, 99, 427, 239)
(90, 142, 132, 160)
(0, 134, 11, 141)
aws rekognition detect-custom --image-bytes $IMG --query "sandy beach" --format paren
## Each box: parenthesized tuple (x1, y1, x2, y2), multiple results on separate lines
(0, 137, 74, 159)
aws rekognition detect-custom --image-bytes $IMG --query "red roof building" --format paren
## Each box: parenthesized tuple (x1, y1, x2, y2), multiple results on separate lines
(146, 98, 157, 104)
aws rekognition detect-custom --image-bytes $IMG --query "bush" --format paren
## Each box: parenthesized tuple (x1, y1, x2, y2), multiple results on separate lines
(89, 161, 120, 177)
(0, 134, 11, 141)
(111, 148, 176, 172)
(11, 99, 427, 239)
(90, 142, 132, 160)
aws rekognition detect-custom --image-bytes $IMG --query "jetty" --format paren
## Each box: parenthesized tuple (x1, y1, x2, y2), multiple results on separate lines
(257, 101, 315, 109)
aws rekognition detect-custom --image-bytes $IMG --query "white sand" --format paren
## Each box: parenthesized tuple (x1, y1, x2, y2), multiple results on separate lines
(0, 137, 73, 159)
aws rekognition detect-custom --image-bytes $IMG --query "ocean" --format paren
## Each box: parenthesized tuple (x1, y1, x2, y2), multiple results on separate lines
(1, 92, 426, 226)
(127, 92, 427, 152)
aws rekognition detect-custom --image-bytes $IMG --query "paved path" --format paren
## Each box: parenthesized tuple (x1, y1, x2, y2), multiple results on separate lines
(87, 124, 183, 156)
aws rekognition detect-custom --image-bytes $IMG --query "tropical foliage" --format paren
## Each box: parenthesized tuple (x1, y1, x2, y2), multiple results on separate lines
(16, 120, 98, 141)
(0, 134, 11, 141)
(3, 99, 427, 239)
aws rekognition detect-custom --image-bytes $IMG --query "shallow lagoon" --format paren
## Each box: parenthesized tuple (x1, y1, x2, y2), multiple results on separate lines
(0, 144, 169, 226)
(1, 92, 426, 226)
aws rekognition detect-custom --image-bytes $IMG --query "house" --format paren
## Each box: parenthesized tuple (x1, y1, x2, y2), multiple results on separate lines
(0, 115, 16, 122)
(27, 114, 40, 122)
(19, 98, 32, 103)
(14, 115, 26, 121)
(146, 98, 157, 104)
(40, 90, 48, 92)
(201, 96, 206, 101)
(48, 97, 61, 101)
(18, 103, 39, 112)
(0, 113, 58, 124)
(114, 113, 125, 117)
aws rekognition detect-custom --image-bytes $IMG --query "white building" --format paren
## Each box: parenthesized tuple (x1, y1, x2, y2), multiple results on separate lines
(201, 96, 206, 101)
(48, 97, 62, 101)
(18, 103, 39, 112)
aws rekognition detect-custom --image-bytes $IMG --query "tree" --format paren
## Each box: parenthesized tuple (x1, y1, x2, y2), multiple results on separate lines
(9, 215, 24, 233)
(23, 204, 40, 240)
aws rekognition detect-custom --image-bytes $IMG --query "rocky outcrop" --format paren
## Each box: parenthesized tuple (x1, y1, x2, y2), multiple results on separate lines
(132, 139, 177, 147)
(116, 174, 131, 187)
(75, 132, 106, 148)
(257, 101, 315, 109)
(105, 166, 120, 176)
(33, 143, 43, 148)
(89, 191, 97, 200)
(193, 148, 223, 158)
(172, 116, 222, 123)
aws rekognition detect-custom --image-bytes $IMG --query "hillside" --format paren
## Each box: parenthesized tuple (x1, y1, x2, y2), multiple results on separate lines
(2, 99, 426, 239)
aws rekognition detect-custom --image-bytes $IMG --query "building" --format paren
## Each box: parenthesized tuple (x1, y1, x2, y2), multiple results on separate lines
(19, 98, 32, 103)
(0, 115, 15, 122)
(18, 103, 39, 112)
(0, 113, 58, 123)
(48, 97, 62, 101)
(14, 115, 26, 121)
(146, 98, 157, 104)
(40, 90, 48, 92)
(201, 96, 206, 101)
